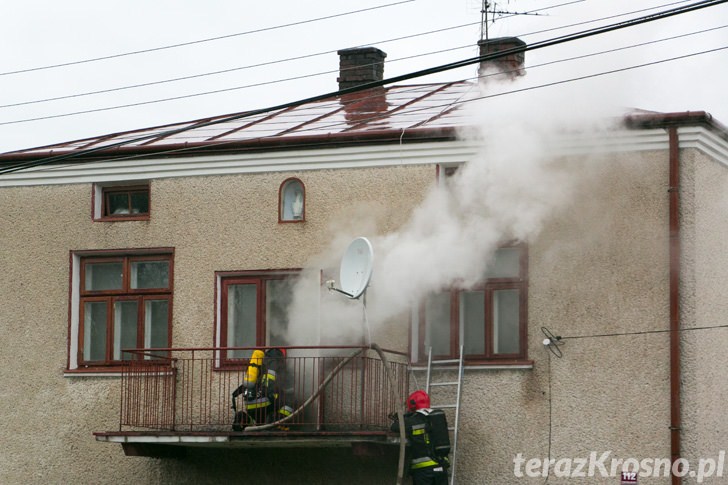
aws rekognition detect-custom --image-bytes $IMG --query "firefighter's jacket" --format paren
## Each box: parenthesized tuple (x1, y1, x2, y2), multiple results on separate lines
(390, 409, 449, 471)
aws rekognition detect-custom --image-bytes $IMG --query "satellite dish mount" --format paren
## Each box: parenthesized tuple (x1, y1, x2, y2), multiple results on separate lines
(327, 237, 374, 344)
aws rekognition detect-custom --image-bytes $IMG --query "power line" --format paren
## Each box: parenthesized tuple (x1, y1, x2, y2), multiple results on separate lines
(561, 323, 728, 340)
(0, 0, 587, 110)
(2, 0, 722, 125)
(0, 0, 415, 77)
(541, 322, 728, 358)
(521, 0, 693, 39)
(1, 39, 726, 174)
(1, 0, 726, 174)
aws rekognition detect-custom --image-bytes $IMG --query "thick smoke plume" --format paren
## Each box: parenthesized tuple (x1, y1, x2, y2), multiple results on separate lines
(285, 62, 628, 347)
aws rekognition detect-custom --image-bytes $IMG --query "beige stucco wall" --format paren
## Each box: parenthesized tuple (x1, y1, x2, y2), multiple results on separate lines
(680, 146, 728, 478)
(1, 141, 726, 484)
(444, 149, 673, 484)
(0, 164, 432, 484)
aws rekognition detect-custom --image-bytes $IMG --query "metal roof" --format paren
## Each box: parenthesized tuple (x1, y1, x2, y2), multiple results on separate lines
(4, 82, 478, 159)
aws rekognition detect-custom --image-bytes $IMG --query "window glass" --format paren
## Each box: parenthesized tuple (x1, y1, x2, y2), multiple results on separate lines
(281, 179, 304, 221)
(266, 279, 293, 347)
(130, 191, 150, 214)
(493, 289, 520, 354)
(415, 245, 526, 363)
(75, 252, 172, 369)
(131, 261, 169, 289)
(461, 290, 485, 355)
(108, 193, 130, 215)
(113, 301, 139, 360)
(227, 284, 257, 359)
(425, 292, 451, 356)
(85, 262, 123, 291)
(483, 248, 521, 279)
(144, 300, 169, 358)
(83, 302, 108, 361)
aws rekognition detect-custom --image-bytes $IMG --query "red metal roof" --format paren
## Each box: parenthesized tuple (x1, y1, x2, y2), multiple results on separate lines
(4, 82, 477, 159)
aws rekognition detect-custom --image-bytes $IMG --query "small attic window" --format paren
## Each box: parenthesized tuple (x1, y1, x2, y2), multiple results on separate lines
(93, 183, 150, 221)
(279, 178, 305, 222)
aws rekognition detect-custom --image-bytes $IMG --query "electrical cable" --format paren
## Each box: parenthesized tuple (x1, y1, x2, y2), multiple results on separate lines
(521, 0, 693, 40)
(4, 35, 726, 127)
(3, 36, 724, 176)
(0, 0, 685, 112)
(0, 42, 722, 178)
(561, 322, 728, 340)
(0, 0, 584, 108)
(0, 0, 416, 77)
(543, 349, 553, 484)
(2, 0, 726, 174)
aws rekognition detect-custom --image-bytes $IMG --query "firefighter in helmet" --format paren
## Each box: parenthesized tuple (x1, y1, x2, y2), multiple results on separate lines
(390, 390, 451, 485)
(232, 348, 293, 430)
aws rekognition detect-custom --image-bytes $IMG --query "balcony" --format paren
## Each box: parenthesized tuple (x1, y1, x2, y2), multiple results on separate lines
(94, 346, 410, 457)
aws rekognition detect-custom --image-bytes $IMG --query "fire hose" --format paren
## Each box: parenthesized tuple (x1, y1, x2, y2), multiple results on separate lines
(242, 344, 407, 485)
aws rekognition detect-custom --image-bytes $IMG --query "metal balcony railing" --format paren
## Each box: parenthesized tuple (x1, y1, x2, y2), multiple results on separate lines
(118, 346, 410, 434)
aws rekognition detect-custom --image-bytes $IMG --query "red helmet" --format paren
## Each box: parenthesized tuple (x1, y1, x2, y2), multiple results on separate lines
(407, 390, 431, 411)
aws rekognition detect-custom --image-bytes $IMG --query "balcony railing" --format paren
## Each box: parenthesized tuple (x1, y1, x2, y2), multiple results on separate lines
(117, 346, 410, 434)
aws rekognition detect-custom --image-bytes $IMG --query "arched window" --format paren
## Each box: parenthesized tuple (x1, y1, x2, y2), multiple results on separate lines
(279, 178, 305, 222)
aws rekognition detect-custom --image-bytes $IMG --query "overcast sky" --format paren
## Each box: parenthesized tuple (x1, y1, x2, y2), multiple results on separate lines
(2, 0, 727, 154)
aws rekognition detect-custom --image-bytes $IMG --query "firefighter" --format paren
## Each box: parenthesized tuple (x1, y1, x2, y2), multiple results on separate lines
(390, 390, 451, 485)
(243, 348, 292, 427)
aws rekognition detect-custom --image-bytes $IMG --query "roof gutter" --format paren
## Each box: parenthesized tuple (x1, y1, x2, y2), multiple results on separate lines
(668, 126, 681, 485)
(0, 126, 458, 165)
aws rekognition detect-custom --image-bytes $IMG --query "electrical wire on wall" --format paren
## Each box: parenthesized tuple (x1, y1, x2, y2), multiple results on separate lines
(539, 322, 728, 482)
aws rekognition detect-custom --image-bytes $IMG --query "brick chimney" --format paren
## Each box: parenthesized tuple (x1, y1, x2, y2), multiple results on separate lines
(337, 47, 387, 91)
(477, 37, 526, 80)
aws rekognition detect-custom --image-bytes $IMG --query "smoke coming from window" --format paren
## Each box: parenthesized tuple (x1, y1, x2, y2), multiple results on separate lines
(284, 63, 632, 347)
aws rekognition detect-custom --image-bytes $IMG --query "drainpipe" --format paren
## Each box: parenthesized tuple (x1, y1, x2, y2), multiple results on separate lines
(668, 126, 681, 485)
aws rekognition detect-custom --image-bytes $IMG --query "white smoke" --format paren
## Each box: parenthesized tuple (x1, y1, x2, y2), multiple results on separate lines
(285, 59, 630, 347)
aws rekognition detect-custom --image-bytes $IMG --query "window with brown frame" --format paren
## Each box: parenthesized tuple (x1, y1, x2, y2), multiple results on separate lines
(416, 245, 528, 363)
(77, 253, 173, 367)
(217, 271, 298, 366)
(98, 184, 150, 220)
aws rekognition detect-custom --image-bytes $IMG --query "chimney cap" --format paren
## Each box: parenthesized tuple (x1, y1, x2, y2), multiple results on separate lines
(477, 36, 526, 79)
(478, 37, 527, 50)
(337, 46, 387, 57)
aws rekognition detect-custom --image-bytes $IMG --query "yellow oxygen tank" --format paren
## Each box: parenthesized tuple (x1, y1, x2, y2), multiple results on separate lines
(243, 349, 265, 389)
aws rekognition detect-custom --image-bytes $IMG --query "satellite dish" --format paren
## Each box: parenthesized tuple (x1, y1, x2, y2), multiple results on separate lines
(338, 237, 373, 299)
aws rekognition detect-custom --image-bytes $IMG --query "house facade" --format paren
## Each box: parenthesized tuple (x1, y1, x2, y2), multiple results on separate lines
(1, 41, 728, 484)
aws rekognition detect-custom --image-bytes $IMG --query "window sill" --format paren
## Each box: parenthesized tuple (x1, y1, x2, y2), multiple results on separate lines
(410, 359, 533, 371)
(94, 215, 150, 222)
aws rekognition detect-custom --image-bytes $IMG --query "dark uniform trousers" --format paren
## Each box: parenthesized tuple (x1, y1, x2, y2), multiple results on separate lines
(392, 410, 450, 485)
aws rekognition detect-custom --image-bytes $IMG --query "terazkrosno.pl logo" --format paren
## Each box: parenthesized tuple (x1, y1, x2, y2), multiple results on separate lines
(513, 451, 725, 483)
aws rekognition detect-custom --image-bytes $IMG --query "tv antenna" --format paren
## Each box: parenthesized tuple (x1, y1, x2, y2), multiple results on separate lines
(480, 1, 544, 41)
(326, 237, 374, 344)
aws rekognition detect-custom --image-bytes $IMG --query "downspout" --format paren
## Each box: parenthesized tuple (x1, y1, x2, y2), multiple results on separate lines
(668, 126, 681, 485)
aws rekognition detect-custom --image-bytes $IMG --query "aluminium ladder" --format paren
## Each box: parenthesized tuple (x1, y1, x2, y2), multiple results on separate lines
(425, 345, 464, 485)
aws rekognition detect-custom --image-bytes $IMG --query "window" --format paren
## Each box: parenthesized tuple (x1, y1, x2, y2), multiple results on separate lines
(70, 251, 173, 369)
(217, 271, 298, 365)
(415, 245, 527, 363)
(93, 183, 150, 221)
(279, 178, 305, 222)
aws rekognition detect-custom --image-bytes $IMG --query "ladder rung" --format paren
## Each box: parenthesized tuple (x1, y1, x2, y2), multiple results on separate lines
(434, 404, 457, 409)
(431, 381, 459, 386)
(431, 358, 460, 365)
